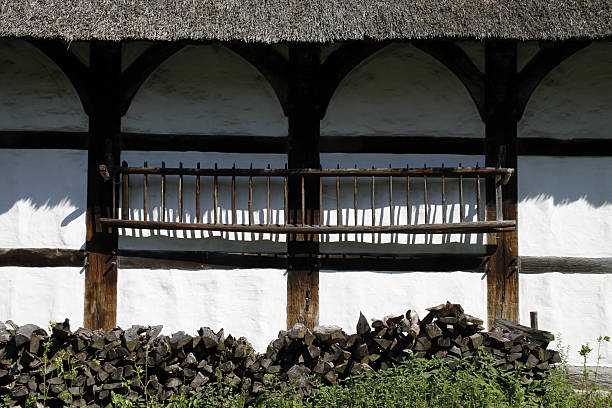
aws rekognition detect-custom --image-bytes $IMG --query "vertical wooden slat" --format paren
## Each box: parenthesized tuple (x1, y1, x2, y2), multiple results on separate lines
(143, 162, 148, 222)
(121, 161, 129, 221)
(319, 168, 323, 227)
(196, 162, 200, 223)
(248, 164, 253, 226)
(336, 164, 341, 227)
(267, 164, 271, 225)
(423, 171, 429, 224)
(459, 164, 465, 222)
(441, 170, 447, 224)
(231, 164, 236, 225)
(476, 163, 482, 222)
(406, 164, 411, 225)
(371, 173, 375, 227)
(353, 165, 358, 227)
(161, 161, 166, 222)
(284, 163, 288, 225)
(178, 162, 183, 223)
(495, 173, 503, 221)
(389, 166, 393, 242)
(213, 163, 218, 224)
(301, 175, 306, 226)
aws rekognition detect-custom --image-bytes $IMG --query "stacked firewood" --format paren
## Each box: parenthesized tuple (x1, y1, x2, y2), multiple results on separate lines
(0, 302, 560, 407)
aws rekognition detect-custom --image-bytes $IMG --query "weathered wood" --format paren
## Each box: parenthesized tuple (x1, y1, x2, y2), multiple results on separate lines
(413, 41, 485, 119)
(214, 163, 219, 224)
(406, 172, 411, 224)
(0, 248, 86, 267)
(85, 41, 121, 331)
(248, 165, 254, 225)
(494, 318, 554, 346)
(178, 162, 183, 223)
(120, 42, 188, 115)
(517, 41, 590, 120)
(143, 162, 148, 221)
(485, 41, 520, 328)
(423, 174, 429, 224)
(110, 165, 513, 177)
(336, 168, 341, 228)
(117, 250, 495, 272)
(100, 218, 515, 234)
(267, 164, 272, 225)
(196, 162, 201, 223)
(121, 161, 129, 221)
(459, 173, 465, 222)
(27, 39, 92, 115)
(530, 311, 538, 329)
(521, 256, 612, 274)
(6, 132, 612, 157)
(232, 165, 237, 225)
(441, 173, 447, 223)
(371, 175, 376, 227)
(476, 173, 482, 221)
(287, 45, 320, 330)
(318, 42, 390, 118)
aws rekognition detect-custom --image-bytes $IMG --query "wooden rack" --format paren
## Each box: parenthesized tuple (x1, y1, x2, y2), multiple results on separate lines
(99, 162, 515, 235)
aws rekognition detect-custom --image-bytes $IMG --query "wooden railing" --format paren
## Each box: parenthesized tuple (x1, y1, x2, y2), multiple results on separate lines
(98, 162, 515, 235)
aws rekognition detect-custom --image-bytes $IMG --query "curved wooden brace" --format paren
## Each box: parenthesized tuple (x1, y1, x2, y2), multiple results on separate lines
(120, 41, 189, 116)
(413, 41, 486, 120)
(223, 42, 290, 116)
(517, 41, 590, 120)
(27, 39, 92, 116)
(318, 42, 390, 119)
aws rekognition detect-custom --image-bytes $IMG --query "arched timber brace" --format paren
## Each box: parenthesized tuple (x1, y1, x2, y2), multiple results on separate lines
(224, 43, 290, 116)
(85, 42, 122, 330)
(318, 42, 390, 119)
(413, 41, 486, 120)
(517, 41, 590, 120)
(27, 39, 92, 116)
(287, 45, 321, 329)
(485, 41, 519, 328)
(120, 41, 189, 116)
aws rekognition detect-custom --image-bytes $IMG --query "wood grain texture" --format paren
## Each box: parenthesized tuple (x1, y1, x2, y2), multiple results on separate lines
(0, 248, 85, 267)
(485, 41, 520, 329)
(85, 41, 121, 331)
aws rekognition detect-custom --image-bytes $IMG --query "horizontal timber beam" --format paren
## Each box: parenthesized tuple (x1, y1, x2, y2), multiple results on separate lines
(521, 257, 612, 274)
(118, 249, 492, 272)
(0, 248, 85, 267)
(2, 132, 611, 157)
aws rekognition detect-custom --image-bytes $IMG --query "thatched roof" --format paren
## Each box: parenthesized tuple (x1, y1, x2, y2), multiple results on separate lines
(1, 0, 611, 43)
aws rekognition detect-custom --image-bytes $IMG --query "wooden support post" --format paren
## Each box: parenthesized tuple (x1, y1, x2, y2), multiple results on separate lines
(84, 42, 122, 331)
(287, 45, 320, 330)
(485, 41, 520, 328)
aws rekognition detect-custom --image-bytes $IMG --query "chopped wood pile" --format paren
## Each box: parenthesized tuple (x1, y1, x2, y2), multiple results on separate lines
(0, 302, 560, 407)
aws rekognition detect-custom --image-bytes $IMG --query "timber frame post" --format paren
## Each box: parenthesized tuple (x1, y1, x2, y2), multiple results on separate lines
(85, 42, 122, 330)
(484, 41, 520, 328)
(286, 45, 321, 329)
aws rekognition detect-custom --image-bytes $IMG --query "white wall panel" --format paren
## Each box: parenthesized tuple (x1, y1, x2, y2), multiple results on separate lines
(117, 268, 286, 352)
(123, 44, 287, 136)
(0, 150, 87, 249)
(0, 39, 87, 131)
(0, 267, 84, 329)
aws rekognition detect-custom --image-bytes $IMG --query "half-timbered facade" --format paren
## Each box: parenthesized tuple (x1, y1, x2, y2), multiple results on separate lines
(0, 1, 611, 366)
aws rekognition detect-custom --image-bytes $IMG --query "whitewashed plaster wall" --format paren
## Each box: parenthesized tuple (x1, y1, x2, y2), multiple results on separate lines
(517, 42, 612, 366)
(123, 44, 287, 136)
(0, 40, 86, 328)
(320, 43, 484, 137)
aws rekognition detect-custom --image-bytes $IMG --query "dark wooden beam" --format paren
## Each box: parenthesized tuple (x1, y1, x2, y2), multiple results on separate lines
(27, 39, 92, 116)
(120, 41, 188, 115)
(516, 138, 612, 156)
(0, 131, 88, 149)
(117, 249, 493, 272)
(121, 133, 287, 153)
(521, 257, 612, 274)
(85, 41, 122, 331)
(413, 41, 486, 120)
(485, 41, 520, 328)
(224, 42, 290, 116)
(318, 41, 390, 118)
(0, 248, 85, 267)
(517, 41, 590, 120)
(321, 136, 484, 154)
(287, 45, 321, 329)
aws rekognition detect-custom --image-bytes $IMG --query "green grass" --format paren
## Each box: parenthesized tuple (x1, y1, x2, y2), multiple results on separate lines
(108, 349, 612, 408)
